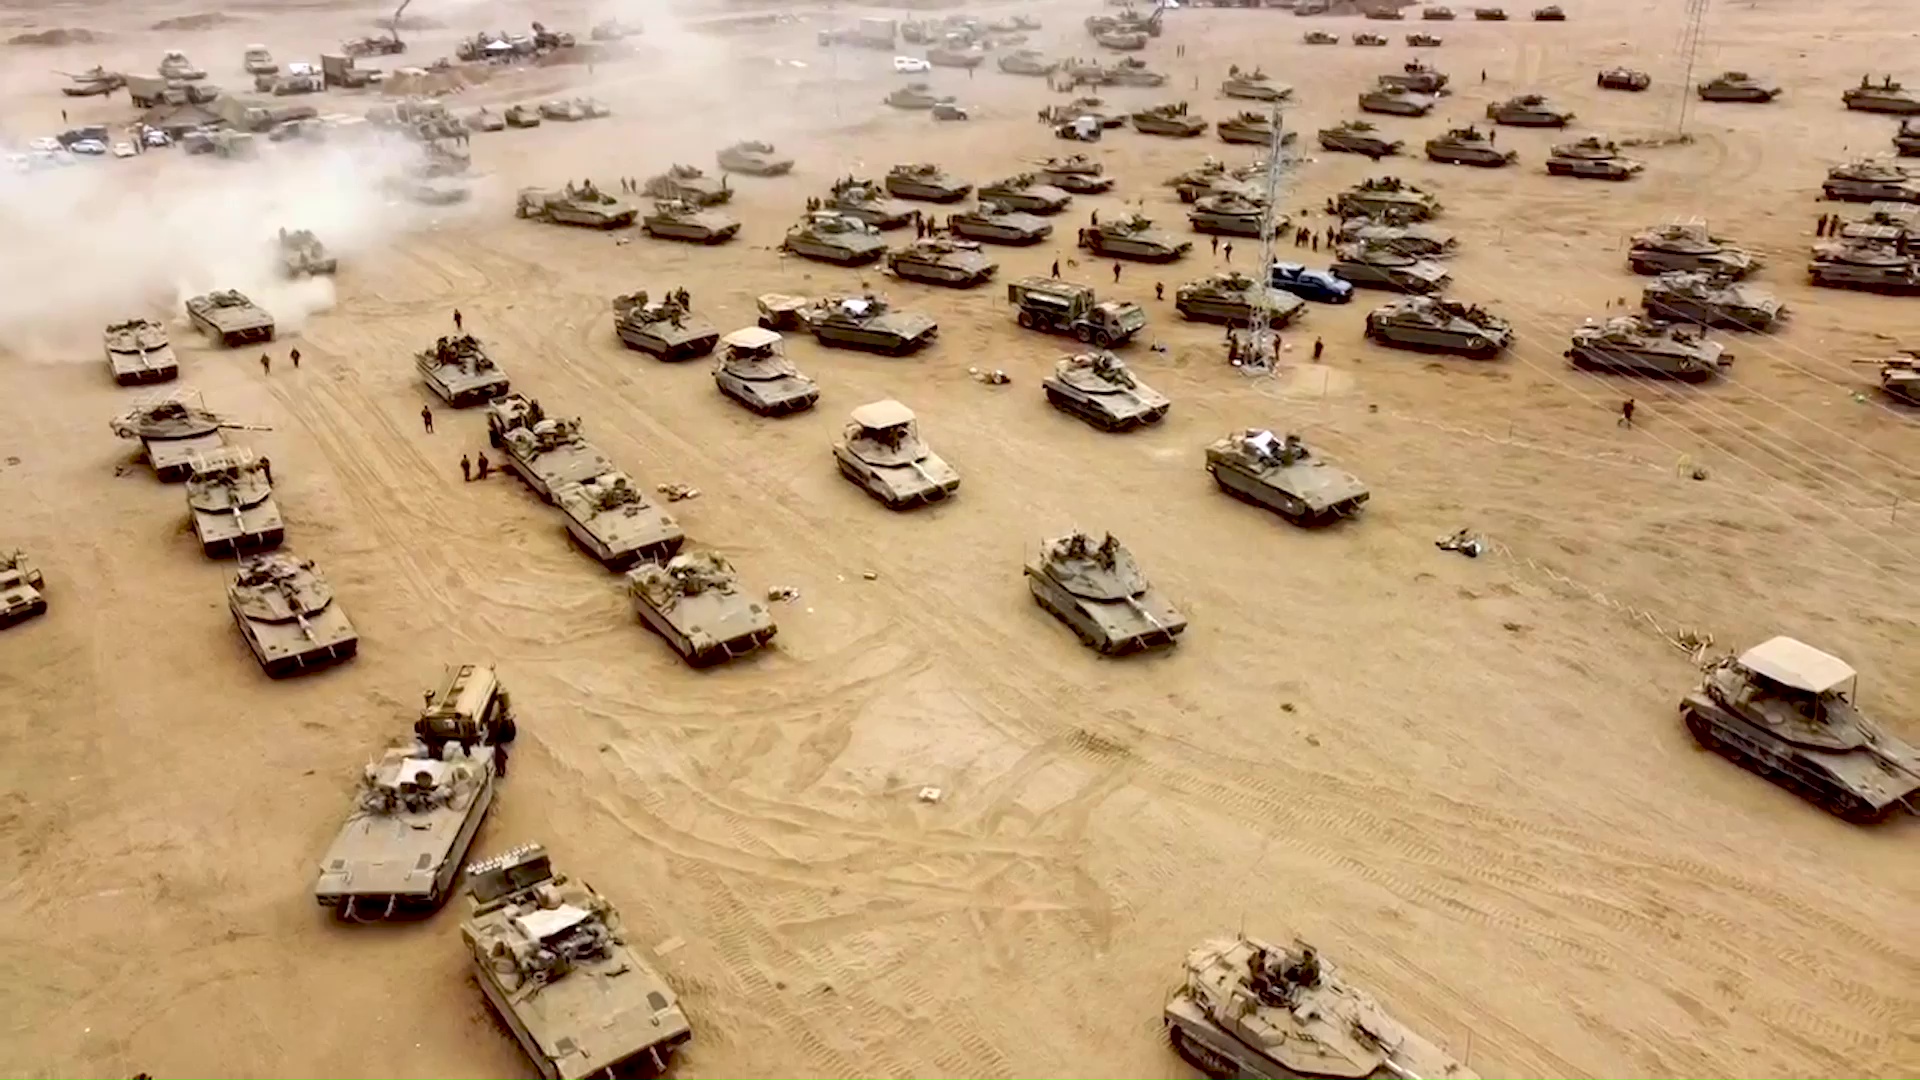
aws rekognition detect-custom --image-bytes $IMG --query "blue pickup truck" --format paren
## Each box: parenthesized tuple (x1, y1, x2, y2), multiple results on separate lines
(1269, 262, 1355, 304)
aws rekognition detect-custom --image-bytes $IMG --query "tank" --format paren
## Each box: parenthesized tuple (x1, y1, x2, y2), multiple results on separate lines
(611, 291, 718, 361)
(228, 552, 359, 677)
(185, 448, 284, 557)
(1365, 296, 1511, 357)
(978, 174, 1073, 213)
(801, 294, 939, 354)
(186, 290, 275, 347)
(928, 44, 986, 67)
(1302, 30, 1339, 44)
(1175, 273, 1306, 326)
(1424, 5, 1457, 17)
(1167, 936, 1477, 1080)
(1426, 125, 1519, 166)
(1641, 272, 1786, 331)
(502, 417, 615, 501)
(1352, 31, 1388, 45)
(713, 327, 819, 416)
(1473, 6, 1508, 17)
(641, 164, 730, 206)
(416, 334, 510, 406)
(515, 182, 638, 228)
(1041, 351, 1169, 430)
(1821, 159, 1920, 203)
(461, 844, 695, 1077)
(1041, 97, 1123, 128)
(1598, 67, 1652, 91)
(1838, 203, 1919, 250)
(1406, 31, 1443, 45)
(1565, 315, 1729, 380)
(951, 202, 1055, 244)
(1188, 192, 1276, 238)
(1858, 350, 1920, 404)
(1079, 213, 1193, 262)
(1337, 217, 1458, 257)
(1842, 79, 1920, 115)
(1533, 4, 1566, 18)
(885, 82, 953, 110)
(1681, 637, 1920, 821)
(1486, 93, 1574, 127)
(1321, 119, 1406, 157)
(626, 551, 777, 664)
(1216, 112, 1284, 146)
(1036, 155, 1115, 194)
(279, 228, 337, 275)
(1025, 532, 1184, 653)
(1205, 429, 1369, 525)
(504, 104, 541, 128)
(243, 45, 279, 75)
(1627, 223, 1758, 277)
(103, 318, 178, 385)
(1131, 102, 1207, 137)
(1168, 161, 1260, 204)
(641, 200, 739, 244)
(1898, 120, 1920, 156)
(999, 50, 1058, 75)
(1334, 176, 1440, 221)
(885, 163, 973, 202)
(1358, 85, 1436, 117)
(0, 550, 47, 628)
(887, 238, 998, 287)
(158, 50, 206, 80)
(834, 400, 959, 508)
(556, 472, 685, 567)
(716, 140, 794, 175)
(1697, 71, 1780, 102)
(781, 211, 888, 265)
(824, 178, 915, 228)
(1807, 242, 1920, 294)
(110, 393, 261, 482)
(1378, 59, 1449, 93)
(1093, 27, 1147, 50)
(1546, 136, 1645, 180)
(1220, 69, 1292, 102)
(1330, 243, 1452, 293)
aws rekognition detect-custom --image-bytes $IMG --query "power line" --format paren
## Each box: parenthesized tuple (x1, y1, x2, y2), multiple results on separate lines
(1674, 0, 1710, 137)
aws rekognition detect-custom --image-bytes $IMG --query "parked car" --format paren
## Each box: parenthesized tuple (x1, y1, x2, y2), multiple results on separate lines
(893, 55, 931, 73)
(1269, 261, 1354, 303)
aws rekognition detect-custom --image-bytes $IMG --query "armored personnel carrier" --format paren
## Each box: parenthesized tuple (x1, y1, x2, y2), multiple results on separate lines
(1331, 243, 1451, 293)
(278, 228, 337, 276)
(1205, 429, 1369, 525)
(461, 844, 695, 1075)
(834, 399, 960, 508)
(801, 295, 939, 354)
(979, 174, 1073, 213)
(1352, 31, 1388, 46)
(1842, 78, 1920, 115)
(1547, 136, 1644, 180)
(416, 334, 510, 406)
(999, 50, 1058, 76)
(1821, 159, 1920, 203)
(1008, 277, 1146, 346)
(229, 552, 359, 677)
(885, 82, 953, 110)
(1427, 125, 1518, 167)
(1424, 5, 1457, 18)
(612, 291, 719, 361)
(110, 394, 261, 482)
(1041, 351, 1169, 431)
(186, 290, 274, 347)
(1026, 532, 1184, 653)
(1682, 637, 1920, 821)
(1188, 192, 1274, 238)
(1319, 120, 1406, 159)
(1167, 936, 1478, 1080)
(626, 552, 777, 664)
(1335, 176, 1440, 220)
(186, 448, 283, 557)
(1358, 85, 1436, 117)
(1167, 162, 1260, 204)
(1807, 242, 1920, 293)
(158, 50, 207, 80)
(1534, 4, 1566, 18)
(556, 472, 685, 567)
(1176, 272, 1306, 326)
(1487, 94, 1575, 127)
(1041, 97, 1124, 128)
(713, 328, 819, 416)
(1302, 30, 1339, 44)
(716, 140, 794, 176)
(1338, 216, 1458, 257)
(642, 165, 730, 206)
(824, 178, 914, 229)
(1036, 155, 1115, 194)
(1628, 223, 1758, 277)
(1, 551, 46, 628)
(1365, 296, 1511, 357)
(885, 163, 972, 203)
(781, 211, 888, 265)
(951, 202, 1054, 244)
(1642, 272, 1785, 331)
(1132, 103, 1207, 137)
(1216, 112, 1281, 146)
(1079, 213, 1192, 262)
(1898, 120, 1920, 156)
(1838, 203, 1918, 250)
(1697, 71, 1780, 102)
(1378, 59, 1449, 94)
(641, 200, 739, 244)
(502, 417, 615, 502)
(515, 182, 638, 228)
(104, 319, 177, 385)
(1598, 67, 1652, 91)
(1407, 31, 1443, 46)
(1858, 350, 1920, 403)
(1221, 69, 1292, 102)
(1473, 6, 1508, 18)
(1566, 316, 1729, 380)
(888, 238, 998, 287)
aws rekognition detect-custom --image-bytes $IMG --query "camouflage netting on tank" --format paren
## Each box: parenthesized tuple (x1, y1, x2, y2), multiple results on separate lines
(632, 551, 737, 608)
(1038, 532, 1149, 601)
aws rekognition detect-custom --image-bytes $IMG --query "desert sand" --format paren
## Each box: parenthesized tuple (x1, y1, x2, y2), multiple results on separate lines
(0, 0, 1916, 1076)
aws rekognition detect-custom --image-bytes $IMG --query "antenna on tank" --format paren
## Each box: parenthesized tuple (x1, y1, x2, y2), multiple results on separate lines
(1673, 0, 1709, 137)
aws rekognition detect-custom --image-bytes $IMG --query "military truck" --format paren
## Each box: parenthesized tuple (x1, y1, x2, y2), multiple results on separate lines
(278, 228, 337, 276)
(887, 238, 998, 287)
(833, 399, 960, 508)
(824, 177, 914, 229)
(1628, 223, 1758, 277)
(416, 335, 510, 406)
(320, 53, 378, 90)
(416, 662, 519, 756)
(110, 394, 263, 482)
(1352, 31, 1388, 45)
(1407, 31, 1443, 45)
(515, 182, 638, 228)
(229, 552, 359, 677)
(502, 417, 616, 502)
(1035, 156, 1115, 194)
(1188, 192, 1274, 238)
(1322, 122, 1406, 162)
(104, 318, 178, 385)
(612, 291, 719, 361)
(1697, 71, 1780, 102)
(186, 448, 284, 557)
(1565, 316, 1729, 380)
(1856, 350, 1920, 404)
(1026, 532, 1184, 654)
(1009, 277, 1146, 346)
(1365, 296, 1511, 356)
(1681, 637, 1920, 821)
(782, 211, 889, 265)
(978, 174, 1073, 213)
(1807, 242, 1920, 294)
(642, 165, 730, 206)
(1335, 176, 1440, 220)
(1167, 936, 1478, 1080)
(557, 472, 685, 568)
(1, 551, 47, 628)
(1821, 159, 1920, 203)
(1426, 125, 1518, 167)
(1041, 351, 1169, 431)
(1220, 69, 1291, 102)
(1079, 213, 1192, 262)
(485, 393, 536, 449)
(1302, 30, 1339, 44)
(951, 203, 1053, 245)
(186, 291, 274, 347)
(999, 50, 1058, 76)
(1331, 243, 1452, 293)
(1547, 136, 1644, 180)
(1842, 78, 1920, 115)
(461, 844, 695, 1076)
(717, 140, 794, 176)
(1486, 94, 1575, 127)
(885, 82, 953, 110)
(1216, 112, 1282, 146)
(1598, 67, 1652, 91)
(800, 295, 938, 354)
(639, 197, 738, 245)
(1338, 216, 1458, 257)
(885, 163, 972, 202)
(713, 327, 819, 416)
(626, 552, 777, 664)
(1642, 272, 1785, 331)
(1358, 85, 1436, 117)
(1205, 429, 1369, 525)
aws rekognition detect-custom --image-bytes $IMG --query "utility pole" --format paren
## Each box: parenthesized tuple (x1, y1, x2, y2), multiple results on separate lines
(1244, 100, 1287, 373)
(1674, 0, 1709, 137)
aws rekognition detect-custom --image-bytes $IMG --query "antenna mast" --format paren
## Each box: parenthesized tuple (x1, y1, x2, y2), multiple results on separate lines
(1246, 100, 1287, 373)
(1674, 0, 1709, 137)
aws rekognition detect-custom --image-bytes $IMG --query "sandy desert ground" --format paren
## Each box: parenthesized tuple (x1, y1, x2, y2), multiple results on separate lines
(1, 0, 1917, 1075)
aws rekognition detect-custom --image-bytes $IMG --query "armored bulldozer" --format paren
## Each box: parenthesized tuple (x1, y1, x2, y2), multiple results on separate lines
(1697, 71, 1780, 102)
(1302, 30, 1339, 44)
(1487, 93, 1574, 127)
(1681, 637, 1920, 821)
(979, 173, 1073, 213)
(1821, 159, 1920, 203)
(186, 448, 284, 557)
(158, 50, 207, 81)
(1857, 350, 1920, 404)
(186, 290, 274, 347)
(515, 182, 638, 228)
(642, 165, 730, 206)
(1206, 429, 1369, 525)
(626, 551, 777, 665)
(110, 394, 262, 481)
(888, 238, 998, 288)
(834, 399, 960, 508)
(1807, 242, 1920, 294)
(1176, 272, 1306, 326)
(885, 163, 972, 203)
(1009, 276, 1146, 346)
(1188, 192, 1275, 238)
(502, 417, 615, 502)
(781, 211, 888, 265)
(999, 50, 1058, 76)
(1426, 125, 1518, 167)
(1599, 67, 1652, 91)
(1642, 272, 1785, 331)
(1338, 216, 1458, 257)
(1358, 85, 1436, 117)
(278, 228, 337, 276)
(416, 334, 510, 406)
(1041, 351, 1169, 431)
(229, 552, 359, 677)
(461, 844, 694, 1075)
(1221, 68, 1292, 102)
(1352, 31, 1388, 46)
(824, 177, 914, 229)
(641, 200, 739, 244)
(0, 550, 47, 628)
(1628, 223, 1758, 278)
(1331, 243, 1451, 293)
(717, 140, 794, 176)
(104, 318, 178, 385)
(951, 202, 1054, 245)
(1035, 155, 1115, 194)
(1167, 936, 1478, 1080)
(612, 290, 719, 361)
(1546, 136, 1644, 180)
(1842, 77, 1920, 115)
(1321, 120, 1406, 157)
(800, 294, 939, 354)
(714, 327, 819, 416)
(556, 472, 685, 567)
(1026, 532, 1184, 653)
(1365, 296, 1511, 357)
(1566, 316, 1729, 380)
(1335, 176, 1440, 220)
(885, 82, 953, 110)
(1217, 112, 1284, 146)
(1079, 213, 1192, 262)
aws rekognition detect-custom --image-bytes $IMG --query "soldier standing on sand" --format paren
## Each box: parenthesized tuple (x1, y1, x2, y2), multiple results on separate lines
(1313, 337, 1324, 360)
(1112, 262, 1122, 283)
(421, 404, 434, 434)
(1211, 235, 1220, 256)
(476, 452, 491, 480)
(1155, 281, 1165, 301)
(1223, 242, 1234, 263)
(1051, 258, 1061, 277)
(453, 308, 464, 331)
(289, 347, 301, 369)
(259, 352, 271, 374)
(1620, 398, 1636, 428)
(461, 454, 471, 482)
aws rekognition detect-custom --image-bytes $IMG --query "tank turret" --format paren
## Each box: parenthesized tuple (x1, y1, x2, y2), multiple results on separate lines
(1025, 532, 1185, 653)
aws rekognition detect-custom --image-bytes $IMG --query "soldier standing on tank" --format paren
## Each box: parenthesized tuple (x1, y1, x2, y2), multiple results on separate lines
(258, 456, 273, 485)
(259, 352, 271, 374)
(460, 454, 471, 481)
(421, 403, 434, 434)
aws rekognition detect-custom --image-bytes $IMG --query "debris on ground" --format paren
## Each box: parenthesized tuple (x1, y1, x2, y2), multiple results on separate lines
(969, 366, 1011, 385)
(657, 482, 699, 501)
(1436, 527, 1484, 558)
(862, 569, 878, 580)
(767, 585, 800, 602)
(917, 786, 943, 803)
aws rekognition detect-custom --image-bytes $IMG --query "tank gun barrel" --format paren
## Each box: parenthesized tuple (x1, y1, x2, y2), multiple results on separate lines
(219, 421, 275, 432)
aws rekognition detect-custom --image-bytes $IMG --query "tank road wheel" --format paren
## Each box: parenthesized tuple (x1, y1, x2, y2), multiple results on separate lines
(1465, 335, 1489, 354)
(1167, 1024, 1237, 1080)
